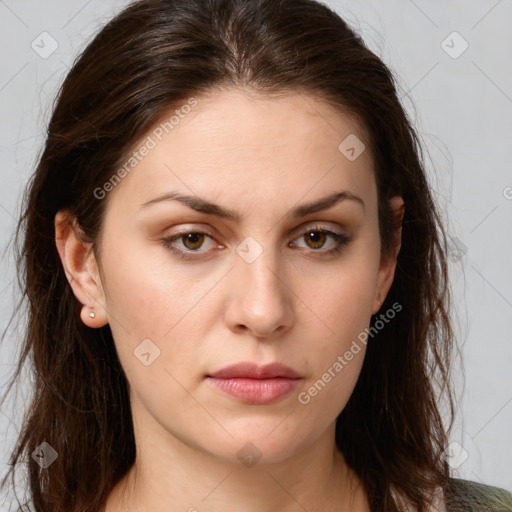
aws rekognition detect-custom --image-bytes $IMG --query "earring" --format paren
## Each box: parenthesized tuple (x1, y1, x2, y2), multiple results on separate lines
(89, 310, 96, 318)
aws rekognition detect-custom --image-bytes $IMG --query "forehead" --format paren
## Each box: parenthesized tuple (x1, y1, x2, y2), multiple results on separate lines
(103, 87, 376, 219)
(170, 86, 371, 154)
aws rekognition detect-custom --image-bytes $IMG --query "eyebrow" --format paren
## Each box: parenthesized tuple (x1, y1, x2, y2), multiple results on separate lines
(139, 189, 365, 220)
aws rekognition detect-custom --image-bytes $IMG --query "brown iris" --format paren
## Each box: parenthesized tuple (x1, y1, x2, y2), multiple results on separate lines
(181, 233, 205, 250)
(304, 231, 326, 249)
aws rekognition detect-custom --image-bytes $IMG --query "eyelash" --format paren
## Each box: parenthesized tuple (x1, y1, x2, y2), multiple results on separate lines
(161, 225, 352, 261)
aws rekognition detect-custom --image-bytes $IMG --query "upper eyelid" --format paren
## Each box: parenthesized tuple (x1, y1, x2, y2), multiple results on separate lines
(167, 221, 345, 238)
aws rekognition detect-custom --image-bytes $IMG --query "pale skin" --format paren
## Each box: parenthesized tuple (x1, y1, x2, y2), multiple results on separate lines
(55, 87, 404, 512)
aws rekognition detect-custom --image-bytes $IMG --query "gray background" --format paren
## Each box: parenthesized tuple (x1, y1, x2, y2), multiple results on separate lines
(1, 0, 511, 507)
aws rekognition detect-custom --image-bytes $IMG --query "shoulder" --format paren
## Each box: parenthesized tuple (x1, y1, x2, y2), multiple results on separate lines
(443, 478, 512, 511)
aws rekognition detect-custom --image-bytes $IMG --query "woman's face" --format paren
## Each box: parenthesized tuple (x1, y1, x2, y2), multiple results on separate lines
(71, 88, 400, 465)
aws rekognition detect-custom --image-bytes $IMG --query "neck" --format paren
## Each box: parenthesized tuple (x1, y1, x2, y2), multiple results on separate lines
(105, 403, 369, 512)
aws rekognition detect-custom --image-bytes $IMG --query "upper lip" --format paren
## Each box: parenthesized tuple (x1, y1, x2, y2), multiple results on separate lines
(208, 362, 302, 379)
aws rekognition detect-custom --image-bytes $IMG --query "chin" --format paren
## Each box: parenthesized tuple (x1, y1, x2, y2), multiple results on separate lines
(212, 425, 312, 466)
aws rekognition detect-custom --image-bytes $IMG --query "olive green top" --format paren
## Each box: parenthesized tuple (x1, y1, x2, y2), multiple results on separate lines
(444, 478, 512, 511)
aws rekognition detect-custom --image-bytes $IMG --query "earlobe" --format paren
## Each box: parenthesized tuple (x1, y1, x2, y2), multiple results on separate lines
(372, 196, 404, 314)
(54, 210, 108, 327)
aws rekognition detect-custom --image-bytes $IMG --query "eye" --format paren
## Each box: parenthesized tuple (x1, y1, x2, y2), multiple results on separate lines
(174, 232, 208, 251)
(290, 226, 351, 255)
(162, 230, 219, 259)
(161, 225, 352, 261)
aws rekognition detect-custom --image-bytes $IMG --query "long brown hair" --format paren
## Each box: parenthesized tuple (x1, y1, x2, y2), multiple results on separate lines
(1, 0, 455, 510)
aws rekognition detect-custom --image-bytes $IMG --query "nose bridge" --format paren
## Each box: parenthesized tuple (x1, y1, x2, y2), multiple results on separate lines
(235, 233, 285, 300)
(228, 233, 293, 336)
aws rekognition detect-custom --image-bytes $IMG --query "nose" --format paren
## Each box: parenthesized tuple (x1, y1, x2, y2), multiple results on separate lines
(224, 244, 295, 338)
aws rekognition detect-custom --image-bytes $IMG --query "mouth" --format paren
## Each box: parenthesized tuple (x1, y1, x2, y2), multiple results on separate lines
(206, 362, 303, 405)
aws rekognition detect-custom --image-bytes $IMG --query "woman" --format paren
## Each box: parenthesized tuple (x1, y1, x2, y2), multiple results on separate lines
(1, 0, 511, 511)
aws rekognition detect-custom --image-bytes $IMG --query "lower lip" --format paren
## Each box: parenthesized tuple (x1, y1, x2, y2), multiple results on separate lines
(207, 377, 301, 404)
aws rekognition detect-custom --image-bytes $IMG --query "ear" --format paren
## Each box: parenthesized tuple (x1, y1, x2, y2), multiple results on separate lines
(54, 210, 108, 328)
(372, 195, 404, 314)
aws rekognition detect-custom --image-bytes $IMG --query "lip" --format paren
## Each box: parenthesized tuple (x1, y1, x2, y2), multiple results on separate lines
(206, 362, 302, 405)
(208, 362, 302, 379)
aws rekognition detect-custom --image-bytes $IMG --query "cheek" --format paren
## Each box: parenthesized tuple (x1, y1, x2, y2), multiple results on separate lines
(101, 238, 213, 335)
(294, 254, 377, 407)
(299, 348, 366, 416)
(303, 259, 378, 342)
(98, 243, 180, 373)
(100, 239, 229, 390)
(297, 277, 371, 416)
